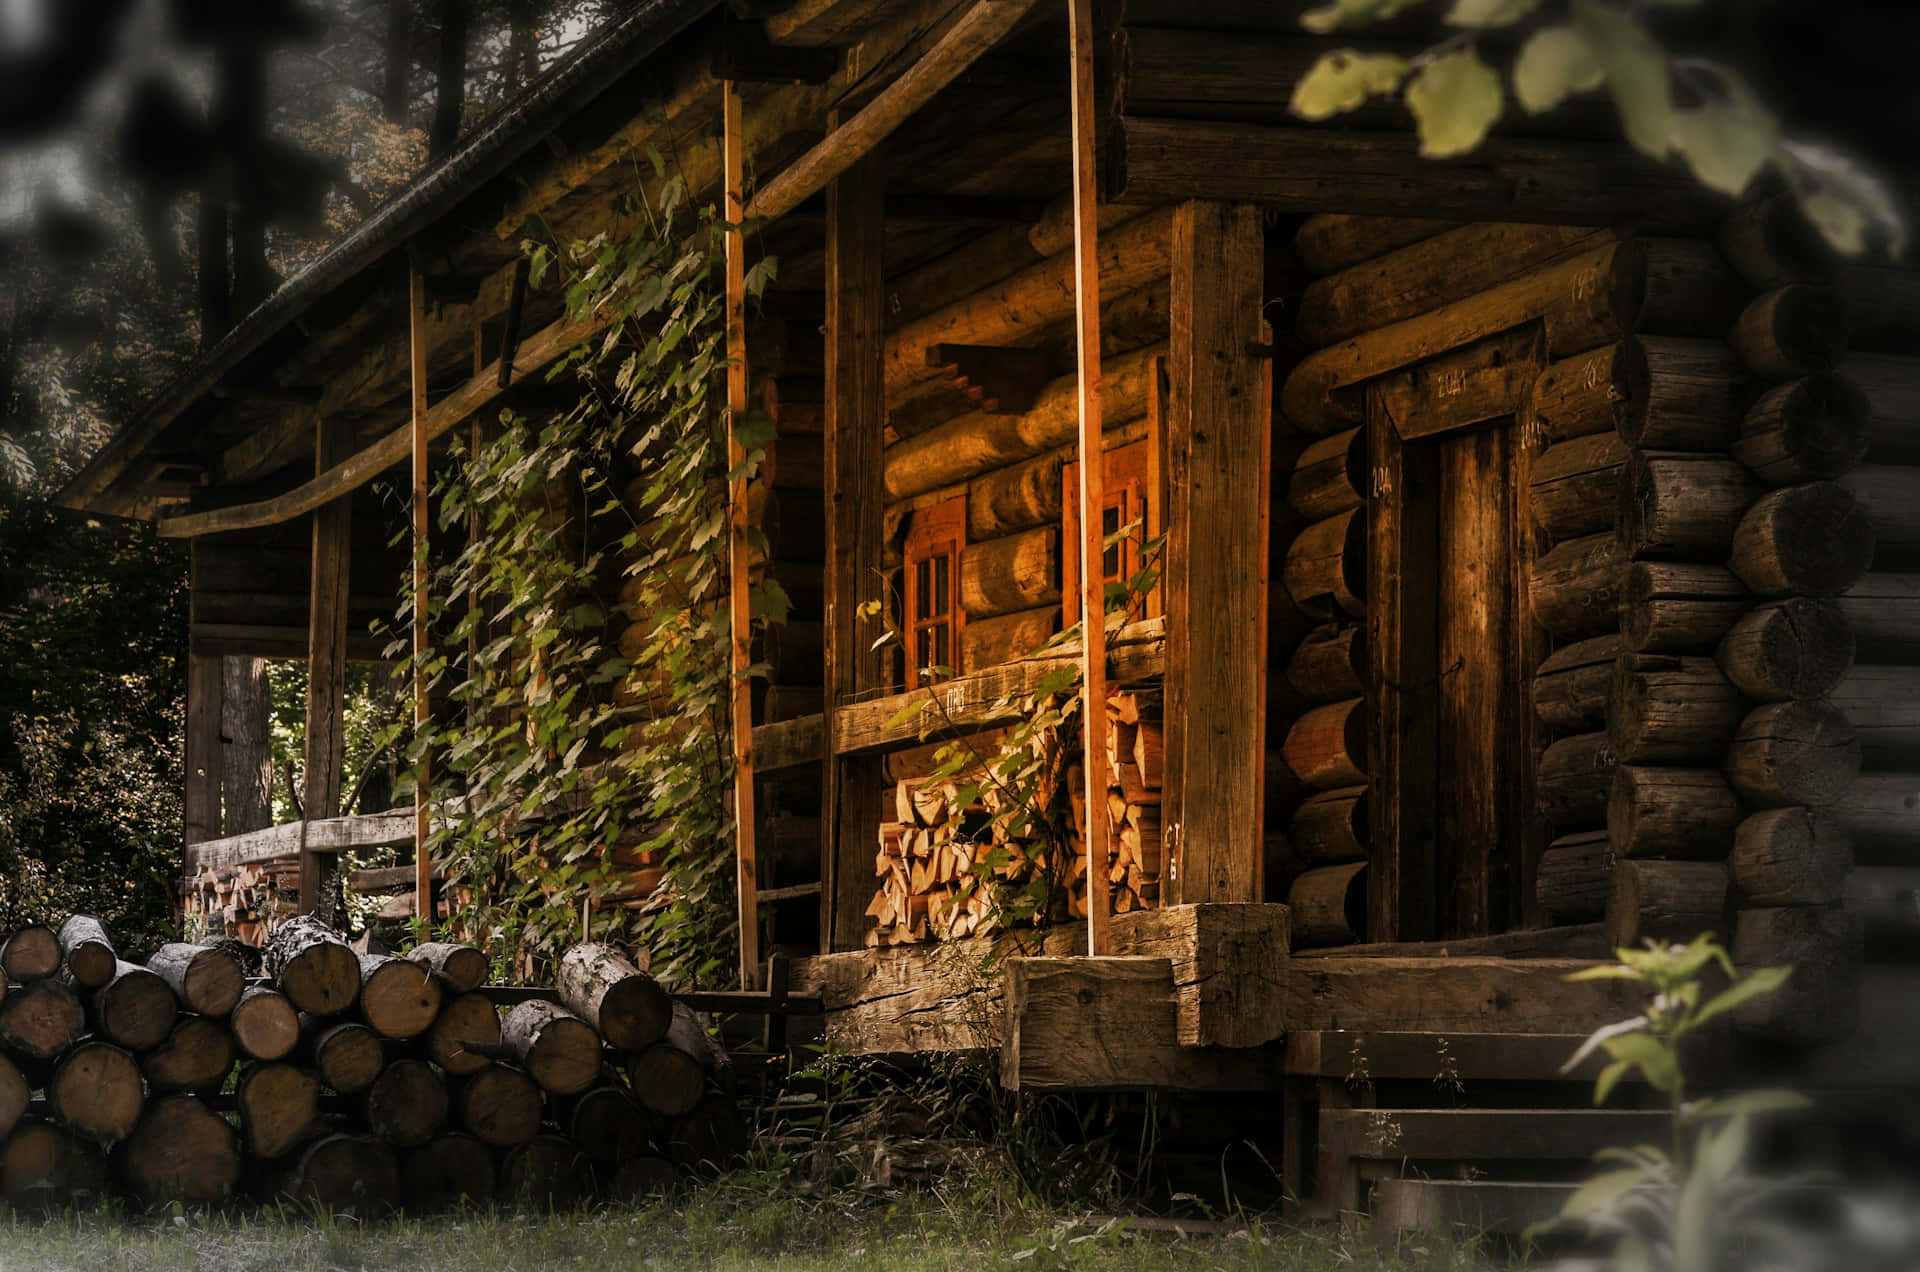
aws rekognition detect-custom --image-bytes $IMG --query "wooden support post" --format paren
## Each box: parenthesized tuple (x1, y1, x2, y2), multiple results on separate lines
(1166, 202, 1269, 905)
(410, 266, 433, 934)
(184, 644, 222, 847)
(724, 81, 761, 990)
(302, 416, 353, 921)
(1067, 0, 1110, 953)
(822, 140, 888, 953)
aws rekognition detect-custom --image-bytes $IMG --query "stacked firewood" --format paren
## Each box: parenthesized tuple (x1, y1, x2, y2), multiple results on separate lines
(0, 918, 744, 1213)
(182, 862, 300, 945)
(865, 691, 1164, 945)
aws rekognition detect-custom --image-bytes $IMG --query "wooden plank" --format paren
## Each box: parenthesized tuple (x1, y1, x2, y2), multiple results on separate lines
(1322, 1107, 1670, 1162)
(184, 649, 223, 846)
(1298, 921, 1611, 961)
(409, 266, 434, 934)
(1166, 202, 1267, 906)
(724, 80, 761, 991)
(1109, 903, 1288, 1048)
(754, 714, 827, 774)
(821, 145, 889, 952)
(744, 0, 1041, 223)
(301, 416, 353, 920)
(1285, 1030, 1612, 1082)
(1283, 957, 1642, 1034)
(185, 811, 417, 873)
(1067, 0, 1109, 954)
(155, 305, 611, 539)
(1000, 956, 1279, 1091)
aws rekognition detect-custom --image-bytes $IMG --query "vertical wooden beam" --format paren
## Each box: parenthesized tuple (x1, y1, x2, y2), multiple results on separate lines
(822, 139, 887, 953)
(1066, 0, 1110, 954)
(724, 81, 761, 989)
(184, 642, 223, 848)
(1165, 201, 1268, 905)
(302, 415, 353, 921)
(410, 266, 434, 935)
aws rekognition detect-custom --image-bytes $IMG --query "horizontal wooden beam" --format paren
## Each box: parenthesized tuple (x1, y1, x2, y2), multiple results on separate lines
(744, 0, 1041, 223)
(1284, 957, 1642, 1035)
(156, 306, 610, 539)
(184, 810, 417, 874)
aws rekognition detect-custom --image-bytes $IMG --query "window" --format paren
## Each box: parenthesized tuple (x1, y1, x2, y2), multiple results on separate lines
(902, 497, 965, 689)
(1062, 437, 1159, 628)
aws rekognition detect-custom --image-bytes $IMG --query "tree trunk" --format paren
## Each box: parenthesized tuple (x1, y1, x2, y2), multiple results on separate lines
(383, 0, 413, 125)
(366, 1057, 448, 1149)
(1532, 634, 1619, 732)
(1, 925, 61, 982)
(278, 1133, 400, 1214)
(147, 942, 246, 1018)
(142, 1016, 235, 1093)
(425, 990, 500, 1077)
(556, 944, 673, 1052)
(1607, 860, 1729, 947)
(265, 915, 360, 1016)
(1716, 598, 1855, 702)
(1730, 482, 1875, 598)
(408, 942, 489, 995)
(1536, 831, 1611, 923)
(1606, 766, 1743, 858)
(1733, 375, 1870, 486)
(47, 1041, 143, 1143)
(626, 1003, 715, 1119)
(1731, 284, 1847, 379)
(56, 915, 116, 989)
(90, 961, 177, 1052)
(1287, 861, 1367, 947)
(229, 985, 300, 1062)
(430, 0, 468, 158)
(1730, 807, 1851, 906)
(1725, 699, 1862, 808)
(307, 1020, 384, 1095)
(453, 1063, 542, 1148)
(236, 1062, 321, 1159)
(119, 1094, 241, 1207)
(221, 655, 274, 833)
(402, 1132, 497, 1212)
(0, 977, 84, 1062)
(357, 954, 442, 1040)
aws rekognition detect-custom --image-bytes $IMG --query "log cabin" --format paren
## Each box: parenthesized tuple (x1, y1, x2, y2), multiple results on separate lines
(57, 0, 1920, 1227)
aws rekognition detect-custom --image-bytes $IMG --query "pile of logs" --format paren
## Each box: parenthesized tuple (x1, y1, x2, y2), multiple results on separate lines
(182, 861, 299, 946)
(0, 916, 744, 1213)
(865, 691, 1165, 945)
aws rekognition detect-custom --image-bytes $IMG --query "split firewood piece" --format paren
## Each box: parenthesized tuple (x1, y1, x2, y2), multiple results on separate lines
(366, 1057, 449, 1149)
(263, 915, 360, 1016)
(402, 1132, 498, 1212)
(236, 1062, 321, 1159)
(556, 943, 672, 1051)
(48, 1041, 143, 1143)
(120, 1093, 241, 1208)
(305, 1019, 384, 1095)
(0, 926, 61, 983)
(147, 941, 246, 1018)
(0, 1119, 109, 1210)
(0, 977, 85, 1062)
(142, 1016, 235, 1093)
(426, 991, 501, 1077)
(357, 954, 443, 1040)
(91, 960, 177, 1052)
(453, 1062, 543, 1149)
(276, 1133, 399, 1215)
(56, 916, 116, 989)
(499, 1133, 592, 1211)
(500, 1000, 601, 1097)
(626, 1002, 720, 1119)
(228, 985, 300, 1062)
(408, 942, 489, 995)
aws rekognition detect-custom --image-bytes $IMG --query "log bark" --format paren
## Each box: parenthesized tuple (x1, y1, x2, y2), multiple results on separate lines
(1829, 770, 1920, 854)
(236, 1062, 321, 1159)
(56, 916, 116, 989)
(1732, 375, 1870, 486)
(1730, 807, 1851, 906)
(1288, 427, 1365, 523)
(1721, 194, 1831, 288)
(959, 525, 1059, 620)
(556, 943, 673, 1052)
(1732, 906, 1861, 1045)
(1289, 786, 1368, 864)
(627, 1002, 716, 1119)
(1531, 432, 1628, 539)
(366, 1057, 448, 1149)
(402, 1132, 497, 1212)
(1280, 697, 1366, 790)
(146, 942, 245, 1018)
(1608, 653, 1745, 764)
(200, 935, 262, 978)
(48, 1041, 142, 1143)
(1828, 664, 1920, 762)
(1538, 731, 1618, 827)
(500, 1000, 601, 1097)
(1529, 532, 1626, 639)
(498, 1133, 592, 1210)
(1282, 508, 1365, 619)
(1725, 699, 1862, 808)
(264, 915, 360, 1016)
(1620, 561, 1749, 653)
(357, 953, 443, 1041)
(961, 607, 1058, 673)
(426, 991, 502, 1077)
(0, 977, 84, 1062)
(1607, 766, 1744, 859)
(308, 1020, 384, 1095)
(1731, 284, 1848, 379)
(1533, 634, 1620, 732)
(1729, 482, 1874, 598)
(1617, 455, 1760, 562)
(968, 450, 1061, 539)
(277, 1133, 399, 1215)
(1, 926, 61, 982)
(567, 1084, 657, 1167)
(407, 942, 490, 995)
(0, 1120, 109, 1210)
(142, 1015, 235, 1093)
(1288, 861, 1367, 947)
(1639, 237, 1740, 337)
(1607, 860, 1729, 947)
(120, 1093, 241, 1207)
(1529, 340, 1647, 444)
(454, 1062, 543, 1148)
(1839, 573, 1920, 657)
(229, 985, 299, 1062)
(90, 960, 177, 1052)
(1293, 214, 1456, 275)
(1286, 624, 1365, 703)
(1621, 335, 1745, 450)
(1716, 598, 1854, 701)
(1536, 830, 1612, 923)
(1840, 464, 1920, 558)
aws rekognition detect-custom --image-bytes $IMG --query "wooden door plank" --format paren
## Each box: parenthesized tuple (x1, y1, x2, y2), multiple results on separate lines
(301, 415, 353, 920)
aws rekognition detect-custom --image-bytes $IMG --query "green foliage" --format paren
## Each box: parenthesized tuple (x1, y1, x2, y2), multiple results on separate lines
(1289, 0, 1906, 258)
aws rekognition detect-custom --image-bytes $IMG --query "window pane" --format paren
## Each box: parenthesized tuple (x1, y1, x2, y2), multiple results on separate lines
(915, 560, 932, 620)
(932, 553, 950, 617)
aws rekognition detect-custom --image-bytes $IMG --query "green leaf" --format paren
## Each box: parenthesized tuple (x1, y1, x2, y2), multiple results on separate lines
(1560, 1167, 1650, 1217)
(1445, 0, 1537, 26)
(1601, 1031, 1680, 1093)
(1512, 25, 1604, 114)
(1668, 87, 1778, 197)
(1692, 964, 1791, 1029)
(1404, 49, 1504, 158)
(1566, 964, 1644, 982)
(1572, 0, 1673, 159)
(1300, 0, 1429, 33)
(1593, 1058, 1634, 1106)
(1289, 50, 1411, 121)
(1684, 1089, 1812, 1123)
